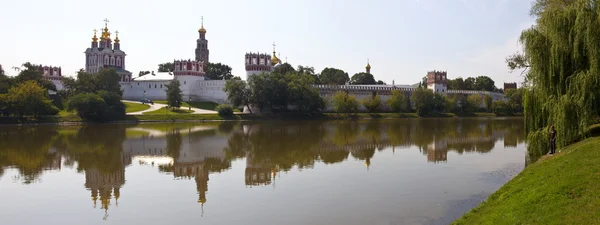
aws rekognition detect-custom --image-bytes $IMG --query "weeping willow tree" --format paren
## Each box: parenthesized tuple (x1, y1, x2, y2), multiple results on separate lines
(518, 0, 600, 156)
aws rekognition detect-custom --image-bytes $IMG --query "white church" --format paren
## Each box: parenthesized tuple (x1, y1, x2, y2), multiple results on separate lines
(80, 19, 233, 103)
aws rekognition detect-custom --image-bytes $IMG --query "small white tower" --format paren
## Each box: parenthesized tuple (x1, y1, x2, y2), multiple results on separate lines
(174, 59, 206, 100)
(426, 70, 448, 93)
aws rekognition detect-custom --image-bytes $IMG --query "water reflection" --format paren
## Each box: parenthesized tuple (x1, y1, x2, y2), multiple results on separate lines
(0, 118, 524, 222)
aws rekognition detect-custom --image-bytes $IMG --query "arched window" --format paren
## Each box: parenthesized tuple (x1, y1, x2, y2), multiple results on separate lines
(155, 84, 157, 88)
(160, 84, 163, 88)
(149, 84, 151, 88)
(184, 81, 187, 85)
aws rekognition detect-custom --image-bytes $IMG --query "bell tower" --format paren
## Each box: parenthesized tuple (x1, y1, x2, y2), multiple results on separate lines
(195, 16, 209, 63)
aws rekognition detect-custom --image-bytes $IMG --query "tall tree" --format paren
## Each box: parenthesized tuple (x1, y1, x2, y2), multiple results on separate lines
(350, 72, 376, 85)
(157, 62, 174, 72)
(319, 68, 349, 85)
(273, 63, 296, 75)
(520, 0, 596, 153)
(474, 76, 496, 92)
(297, 65, 315, 75)
(206, 62, 233, 80)
(297, 65, 319, 84)
(0, 72, 13, 94)
(224, 79, 252, 113)
(165, 79, 183, 109)
(411, 88, 435, 116)
(447, 77, 465, 90)
(464, 77, 476, 90)
(14, 62, 56, 92)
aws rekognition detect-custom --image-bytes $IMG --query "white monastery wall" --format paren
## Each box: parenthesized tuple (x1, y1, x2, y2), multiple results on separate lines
(122, 80, 171, 100)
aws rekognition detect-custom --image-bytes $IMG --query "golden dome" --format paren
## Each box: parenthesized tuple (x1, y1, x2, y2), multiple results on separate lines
(366, 59, 371, 69)
(92, 29, 98, 42)
(114, 31, 120, 43)
(271, 54, 280, 66)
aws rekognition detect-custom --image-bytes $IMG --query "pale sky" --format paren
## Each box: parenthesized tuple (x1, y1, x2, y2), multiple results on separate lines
(0, 0, 534, 86)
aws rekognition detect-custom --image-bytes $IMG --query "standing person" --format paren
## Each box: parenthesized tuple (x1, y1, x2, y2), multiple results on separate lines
(549, 125, 557, 155)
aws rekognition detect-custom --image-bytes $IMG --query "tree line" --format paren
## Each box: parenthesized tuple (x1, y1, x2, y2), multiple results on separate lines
(0, 63, 60, 117)
(0, 62, 126, 122)
(331, 87, 523, 116)
(222, 61, 524, 116)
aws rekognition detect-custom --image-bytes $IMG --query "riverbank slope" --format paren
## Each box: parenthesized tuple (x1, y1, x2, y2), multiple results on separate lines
(452, 135, 600, 224)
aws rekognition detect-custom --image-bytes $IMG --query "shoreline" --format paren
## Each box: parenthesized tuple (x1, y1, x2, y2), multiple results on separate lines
(0, 112, 523, 126)
(452, 125, 600, 224)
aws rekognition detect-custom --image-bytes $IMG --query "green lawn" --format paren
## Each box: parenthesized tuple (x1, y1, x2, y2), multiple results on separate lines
(124, 102, 151, 113)
(453, 136, 600, 225)
(142, 107, 194, 115)
(154, 100, 240, 112)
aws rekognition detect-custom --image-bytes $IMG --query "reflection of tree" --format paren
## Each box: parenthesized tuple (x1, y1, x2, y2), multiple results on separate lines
(244, 122, 324, 171)
(57, 125, 128, 173)
(166, 129, 182, 159)
(0, 126, 60, 184)
(331, 121, 360, 146)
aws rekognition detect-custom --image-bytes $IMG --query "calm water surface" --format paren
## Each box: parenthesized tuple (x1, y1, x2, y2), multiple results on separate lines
(0, 118, 525, 225)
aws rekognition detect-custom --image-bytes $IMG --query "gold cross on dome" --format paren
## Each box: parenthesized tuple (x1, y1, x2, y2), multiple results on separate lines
(103, 18, 110, 24)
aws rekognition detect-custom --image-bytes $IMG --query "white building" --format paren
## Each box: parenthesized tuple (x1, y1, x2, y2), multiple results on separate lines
(79, 19, 230, 103)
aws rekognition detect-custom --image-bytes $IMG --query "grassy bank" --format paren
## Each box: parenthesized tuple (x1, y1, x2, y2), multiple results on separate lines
(124, 102, 151, 113)
(453, 136, 600, 225)
(142, 107, 193, 115)
(154, 100, 240, 112)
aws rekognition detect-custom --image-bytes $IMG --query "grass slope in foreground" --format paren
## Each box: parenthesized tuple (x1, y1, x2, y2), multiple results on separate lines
(124, 102, 151, 113)
(453, 137, 600, 225)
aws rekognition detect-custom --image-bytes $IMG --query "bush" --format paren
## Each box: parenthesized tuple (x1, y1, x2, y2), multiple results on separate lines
(362, 94, 382, 113)
(67, 93, 108, 121)
(216, 104, 234, 117)
(387, 90, 409, 113)
(332, 91, 359, 114)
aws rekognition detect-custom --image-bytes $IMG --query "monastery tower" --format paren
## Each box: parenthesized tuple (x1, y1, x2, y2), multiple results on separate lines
(426, 70, 448, 93)
(84, 19, 132, 83)
(195, 16, 210, 63)
(245, 42, 280, 80)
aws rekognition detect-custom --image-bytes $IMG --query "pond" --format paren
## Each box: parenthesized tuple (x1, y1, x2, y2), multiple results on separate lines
(0, 118, 526, 225)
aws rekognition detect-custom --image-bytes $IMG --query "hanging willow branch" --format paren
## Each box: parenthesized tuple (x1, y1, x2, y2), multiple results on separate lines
(521, 0, 600, 157)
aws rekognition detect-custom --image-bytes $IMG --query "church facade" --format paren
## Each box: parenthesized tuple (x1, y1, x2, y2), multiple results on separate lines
(81, 19, 230, 103)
